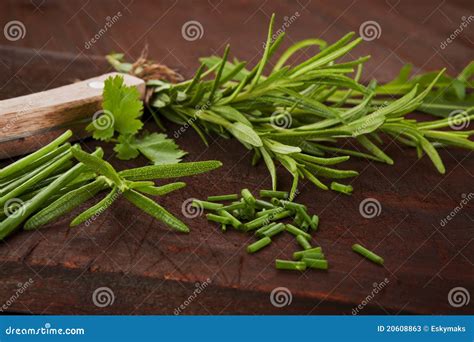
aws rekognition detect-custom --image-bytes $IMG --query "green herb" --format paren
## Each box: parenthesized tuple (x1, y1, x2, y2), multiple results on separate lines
(247, 236, 272, 253)
(302, 258, 328, 270)
(109, 15, 474, 197)
(88, 75, 187, 165)
(198, 189, 326, 273)
(296, 234, 312, 250)
(0, 131, 222, 239)
(292, 247, 323, 260)
(275, 259, 307, 271)
(352, 243, 384, 265)
(207, 194, 239, 202)
(285, 224, 312, 240)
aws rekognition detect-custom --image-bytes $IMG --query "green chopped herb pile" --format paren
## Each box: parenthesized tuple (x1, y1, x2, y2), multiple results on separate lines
(196, 188, 333, 271)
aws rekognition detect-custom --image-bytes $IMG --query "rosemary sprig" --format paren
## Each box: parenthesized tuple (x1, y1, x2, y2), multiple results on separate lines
(0, 130, 222, 239)
(109, 14, 473, 197)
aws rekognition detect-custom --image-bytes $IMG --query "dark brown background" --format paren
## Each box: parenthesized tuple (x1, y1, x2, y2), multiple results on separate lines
(0, 0, 473, 314)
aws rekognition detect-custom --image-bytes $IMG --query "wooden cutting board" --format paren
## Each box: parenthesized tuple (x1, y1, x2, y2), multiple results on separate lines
(0, 0, 472, 315)
(0, 73, 145, 158)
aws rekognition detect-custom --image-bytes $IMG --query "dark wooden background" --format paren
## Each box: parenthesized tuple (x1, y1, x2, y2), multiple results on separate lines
(0, 0, 472, 315)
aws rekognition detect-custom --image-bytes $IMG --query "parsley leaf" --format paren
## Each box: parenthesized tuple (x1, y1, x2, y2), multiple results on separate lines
(89, 75, 187, 165)
(115, 133, 187, 165)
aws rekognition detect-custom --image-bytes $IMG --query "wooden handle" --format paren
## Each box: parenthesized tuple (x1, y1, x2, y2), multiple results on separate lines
(0, 72, 145, 159)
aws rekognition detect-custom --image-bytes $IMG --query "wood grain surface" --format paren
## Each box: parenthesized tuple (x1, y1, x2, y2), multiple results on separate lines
(0, 0, 472, 315)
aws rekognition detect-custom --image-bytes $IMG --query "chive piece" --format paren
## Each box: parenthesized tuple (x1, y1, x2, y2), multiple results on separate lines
(256, 207, 282, 218)
(192, 199, 223, 210)
(241, 188, 256, 205)
(254, 222, 276, 236)
(292, 247, 323, 260)
(285, 224, 312, 240)
(220, 201, 246, 211)
(330, 182, 353, 195)
(207, 194, 239, 202)
(310, 215, 319, 231)
(275, 259, 306, 271)
(352, 243, 384, 265)
(247, 236, 271, 253)
(296, 206, 312, 226)
(217, 210, 242, 229)
(296, 235, 312, 250)
(294, 252, 325, 261)
(279, 200, 307, 211)
(221, 224, 227, 232)
(303, 258, 328, 270)
(243, 215, 272, 231)
(206, 213, 231, 224)
(269, 209, 292, 221)
(260, 189, 288, 199)
(0, 130, 72, 179)
(293, 212, 303, 226)
(254, 199, 275, 210)
(300, 220, 310, 231)
(262, 222, 285, 237)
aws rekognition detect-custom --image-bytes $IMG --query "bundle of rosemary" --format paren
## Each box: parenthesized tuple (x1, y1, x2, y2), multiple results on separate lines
(0, 130, 222, 240)
(108, 14, 474, 198)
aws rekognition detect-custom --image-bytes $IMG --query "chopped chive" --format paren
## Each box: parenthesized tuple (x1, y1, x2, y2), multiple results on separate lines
(221, 224, 227, 232)
(260, 189, 288, 199)
(302, 258, 328, 270)
(192, 199, 223, 210)
(207, 193, 239, 202)
(256, 207, 282, 218)
(254, 222, 276, 236)
(352, 243, 384, 265)
(293, 247, 323, 260)
(300, 220, 309, 231)
(279, 200, 307, 211)
(220, 201, 246, 211)
(243, 215, 272, 231)
(296, 206, 312, 226)
(262, 222, 285, 237)
(254, 199, 275, 210)
(294, 252, 325, 261)
(247, 236, 271, 253)
(285, 224, 312, 240)
(269, 209, 292, 221)
(275, 259, 306, 271)
(296, 235, 312, 250)
(217, 209, 242, 229)
(293, 212, 303, 226)
(330, 182, 353, 195)
(206, 213, 231, 224)
(310, 215, 319, 231)
(241, 188, 256, 205)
